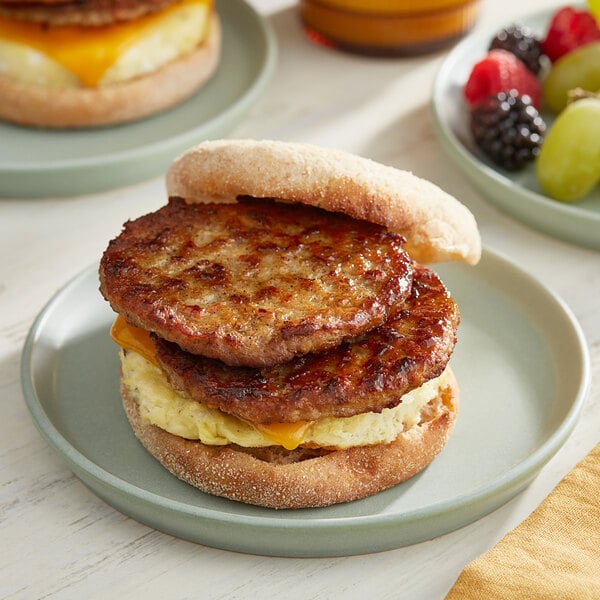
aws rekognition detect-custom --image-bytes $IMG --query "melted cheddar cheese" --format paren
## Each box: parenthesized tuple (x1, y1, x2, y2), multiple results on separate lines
(111, 316, 158, 367)
(113, 316, 451, 451)
(111, 316, 314, 450)
(253, 421, 314, 451)
(0, 0, 211, 87)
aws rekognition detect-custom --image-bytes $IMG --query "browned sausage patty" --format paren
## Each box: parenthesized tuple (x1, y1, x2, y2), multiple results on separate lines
(152, 265, 459, 423)
(0, 0, 175, 25)
(100, 197, 414, 367)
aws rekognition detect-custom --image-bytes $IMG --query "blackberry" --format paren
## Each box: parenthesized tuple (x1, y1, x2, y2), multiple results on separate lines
(470, 90, 546, 171)
(489, 25, 543, 74)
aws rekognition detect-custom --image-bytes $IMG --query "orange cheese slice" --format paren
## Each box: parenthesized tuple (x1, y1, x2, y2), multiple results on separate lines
(110, 315, 313, 450)
(110, 315, 160, 367)
(0, 0, 210, 87)
(253, 421, 313, 451)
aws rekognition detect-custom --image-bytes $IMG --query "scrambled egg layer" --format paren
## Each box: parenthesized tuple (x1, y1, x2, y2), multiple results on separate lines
(0, 0, 210, 87)
(121, 350, 451, 450)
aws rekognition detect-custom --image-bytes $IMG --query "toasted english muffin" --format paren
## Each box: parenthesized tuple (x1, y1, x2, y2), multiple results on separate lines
(166, 139, 482, 266)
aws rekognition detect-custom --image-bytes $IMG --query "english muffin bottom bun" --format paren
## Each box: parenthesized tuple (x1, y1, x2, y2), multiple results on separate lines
(0, 0, 220, 128)
(99, 139, 481, 509)
(121, 363, 459, 510)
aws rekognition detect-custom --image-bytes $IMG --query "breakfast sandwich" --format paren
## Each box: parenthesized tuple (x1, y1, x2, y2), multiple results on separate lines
(0, 0, 220, 127)
(99, 139, 481, 509)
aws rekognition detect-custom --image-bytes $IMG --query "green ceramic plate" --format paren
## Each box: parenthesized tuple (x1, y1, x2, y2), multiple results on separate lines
(20, 249, 590, 557)
(431, 6, 600, 250)
(0, 0, 276, 199)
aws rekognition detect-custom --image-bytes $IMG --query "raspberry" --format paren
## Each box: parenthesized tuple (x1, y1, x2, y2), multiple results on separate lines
(489, 25, 543, 74)
(463, 49, 542, 109)
(470, 90, 546, 171)
(542, 6, 600, 62)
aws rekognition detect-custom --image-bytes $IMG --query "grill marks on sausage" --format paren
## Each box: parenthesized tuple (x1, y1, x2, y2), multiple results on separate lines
(154, 265, 459, 424)
(99, 197, 414, 367)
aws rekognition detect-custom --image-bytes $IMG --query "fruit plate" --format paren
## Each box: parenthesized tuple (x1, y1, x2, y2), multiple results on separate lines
(20, 249, 590, 557)
(431, 5, 600, 251)
(0, 0, 276, 199)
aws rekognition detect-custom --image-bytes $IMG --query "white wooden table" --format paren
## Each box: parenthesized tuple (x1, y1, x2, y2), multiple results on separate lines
(1, 1, 598, 598)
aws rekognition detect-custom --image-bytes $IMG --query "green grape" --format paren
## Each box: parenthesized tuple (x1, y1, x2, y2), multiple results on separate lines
(536, 98, 600, 202)
(543, 42, 600, 113)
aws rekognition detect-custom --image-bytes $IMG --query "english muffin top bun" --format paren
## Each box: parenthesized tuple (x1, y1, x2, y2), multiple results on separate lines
(99, 139, 481, 509)
(167, 139, 481, 266)
(0, 0, 220, 128)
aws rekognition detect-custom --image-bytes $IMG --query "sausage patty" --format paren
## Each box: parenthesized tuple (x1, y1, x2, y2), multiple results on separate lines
(100, 197, 414, 367)
(152, 265, 459, 423)
(0, 0, 175, 25)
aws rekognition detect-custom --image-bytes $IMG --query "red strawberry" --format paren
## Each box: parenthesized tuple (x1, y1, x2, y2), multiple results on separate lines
(542, 6, 600, 62)
(463, 49, 542, 109)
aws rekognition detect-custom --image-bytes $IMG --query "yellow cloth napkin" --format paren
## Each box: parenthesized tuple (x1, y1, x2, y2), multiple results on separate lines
(446, 442, 600, 600)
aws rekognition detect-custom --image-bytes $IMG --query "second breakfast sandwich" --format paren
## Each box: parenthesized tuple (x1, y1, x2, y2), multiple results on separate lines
(0, 0, 220, 127)
(99, 139, 481, 509)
